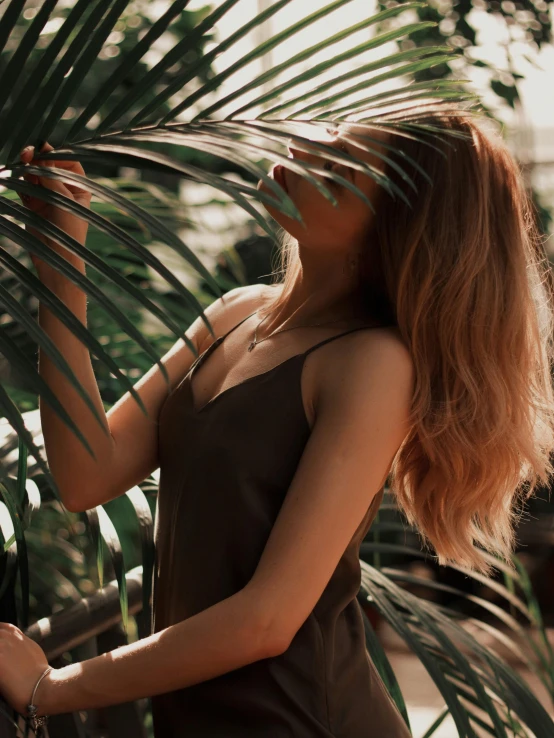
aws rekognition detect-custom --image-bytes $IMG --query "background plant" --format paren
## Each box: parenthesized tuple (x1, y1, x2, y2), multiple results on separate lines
(375, 0, 552, 109)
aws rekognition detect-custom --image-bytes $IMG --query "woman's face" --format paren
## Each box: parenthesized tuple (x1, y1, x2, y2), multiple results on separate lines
(258, 125, 389, 253)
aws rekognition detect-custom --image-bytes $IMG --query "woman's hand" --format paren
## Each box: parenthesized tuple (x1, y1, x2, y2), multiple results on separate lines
(18, 141, 92, 269)
(0, 623, 53, 717)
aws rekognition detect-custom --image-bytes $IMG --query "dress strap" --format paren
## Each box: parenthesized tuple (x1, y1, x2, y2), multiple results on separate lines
(189, 310, 257, 377)
(304, 323, 387, 357)
(218, 310, 258, 342)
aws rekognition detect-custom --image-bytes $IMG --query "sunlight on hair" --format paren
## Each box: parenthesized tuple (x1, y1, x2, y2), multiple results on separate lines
(262, 103, 554, 576)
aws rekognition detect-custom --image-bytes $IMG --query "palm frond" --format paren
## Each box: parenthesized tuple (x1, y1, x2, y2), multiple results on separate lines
(0, 500, 17, 600)
(0, 478, 28, 626)
(0, 1, 473, 461)
(360, 607, 412, 730)
(125, 486, 154, 639)
(360, 561, 554, 737)
(233, 45, 460, 119)
(119, 0, 294, 131)
(197, 2, 431, 120)
(361, 490, 554, 735)
(84, 504, 128, 631)
(0, 238, 155, 413)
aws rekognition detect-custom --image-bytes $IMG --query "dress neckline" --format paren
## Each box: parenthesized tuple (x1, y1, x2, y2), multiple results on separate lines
(188, 347, 304, 415)
(183, 311, 388, 415)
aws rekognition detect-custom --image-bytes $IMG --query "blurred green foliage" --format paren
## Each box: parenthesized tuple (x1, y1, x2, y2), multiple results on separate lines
(376, 0, 552, 110)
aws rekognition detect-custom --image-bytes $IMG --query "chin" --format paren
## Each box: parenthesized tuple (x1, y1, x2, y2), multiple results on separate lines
(257, 176, 279, 215)
(257, 173, 300, 234)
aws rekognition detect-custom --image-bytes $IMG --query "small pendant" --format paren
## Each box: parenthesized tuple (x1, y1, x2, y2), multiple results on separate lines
(248, 341, 256, 352)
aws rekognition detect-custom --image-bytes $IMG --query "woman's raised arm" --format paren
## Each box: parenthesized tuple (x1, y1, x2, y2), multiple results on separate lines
(17, 143, 253, 513)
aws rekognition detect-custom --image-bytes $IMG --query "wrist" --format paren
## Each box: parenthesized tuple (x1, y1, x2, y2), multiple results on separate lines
(35, 666, 66, 716)
(36, 262, 88, 309)
(35, 257, 87, 281)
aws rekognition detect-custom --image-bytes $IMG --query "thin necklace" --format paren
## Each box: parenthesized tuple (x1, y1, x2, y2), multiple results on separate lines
(247, 311, 353, 352)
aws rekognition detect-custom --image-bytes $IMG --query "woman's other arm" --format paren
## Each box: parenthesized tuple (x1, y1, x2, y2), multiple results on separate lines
(18, 145, 265, 513)
(36, 262, 198, 512)
(35, 276, 261, 512)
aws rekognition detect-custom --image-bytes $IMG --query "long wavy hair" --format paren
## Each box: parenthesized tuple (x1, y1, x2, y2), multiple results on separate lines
(260, 104, 554, 575)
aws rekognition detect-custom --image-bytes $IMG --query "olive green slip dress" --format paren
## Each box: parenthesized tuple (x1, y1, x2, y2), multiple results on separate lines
(152, 311, 411, 737)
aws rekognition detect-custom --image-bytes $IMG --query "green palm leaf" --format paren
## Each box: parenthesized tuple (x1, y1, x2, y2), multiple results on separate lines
(0, 0, 59, 120)
(231, 45, 461, 119)
(112, 0, 290, 132)
(203, 120, 419, 201)
(61, 0, 192, 145)
(420, 708, 451, 738)
(0, 239, 155, 415)
(0, 384, 56, 489)
(3, 0, 113, 162)
(198, 2, 430, 120)
(383, 568, 553, 688)
(360, 562, 554, 737)
(167, 0, 371, 125)
(1, 0, 92, 161)
(0, 191, 208, 349)
(125, 485, 154, 639)
(84, 503, 128, 631)
(360, 605, 412, 730)
(245, 24, 448, 119)
(27, 0, 133, 151)
(360, 491, 554, 737)
(280, 56, 473, 119)
(172, 121, 412, 202)
(0, 478, 29, 626)
(0, 500, 17, 600)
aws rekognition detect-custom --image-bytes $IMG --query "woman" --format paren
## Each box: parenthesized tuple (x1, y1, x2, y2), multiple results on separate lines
(2, 102, 554, 737)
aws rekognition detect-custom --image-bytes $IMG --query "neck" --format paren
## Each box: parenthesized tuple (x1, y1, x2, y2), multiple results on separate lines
(261, 241, 370, 333)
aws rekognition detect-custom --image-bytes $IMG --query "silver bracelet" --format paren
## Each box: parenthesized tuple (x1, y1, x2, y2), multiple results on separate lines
(27, 666, 53, 734)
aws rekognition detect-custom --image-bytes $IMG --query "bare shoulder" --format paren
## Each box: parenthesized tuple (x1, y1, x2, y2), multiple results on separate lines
(345, 326, 413, 378)
(160, 282, 273, 373)
(315, 325, 415, 419)
(196, 283, 276, 352)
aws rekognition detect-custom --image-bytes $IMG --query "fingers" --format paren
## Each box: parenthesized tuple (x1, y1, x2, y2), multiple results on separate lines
(0, 623, 22, 634)
(18, 148, 38, 205)
(20, 141, 86, 176)
(19, 142, 77, 202)
(19, 141, 90, 206)
(20, 141, 54, 170)
(20, 146, 34, 165)
(35, 141, 55, 167)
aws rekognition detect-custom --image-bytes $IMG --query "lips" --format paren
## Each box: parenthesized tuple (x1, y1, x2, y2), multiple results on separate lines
(273, 164, 288, 193)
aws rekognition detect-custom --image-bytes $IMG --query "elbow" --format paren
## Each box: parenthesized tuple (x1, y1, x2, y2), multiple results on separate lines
(52, 482, 81, 512)
(56, 483, 103, 513)
(267, 633, 292, 657)
(253, 614, 294, 659)
(240, 587, 295, 658)
(253, 626, 290, 660)
(56, 489, 88, 513)
(48, 473, 88, 513)
(62, 497, 89, 513)
(54, 468, 122, 512)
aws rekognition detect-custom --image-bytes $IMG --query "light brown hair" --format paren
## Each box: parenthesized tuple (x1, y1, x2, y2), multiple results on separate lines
(262, 104, 554, 575)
